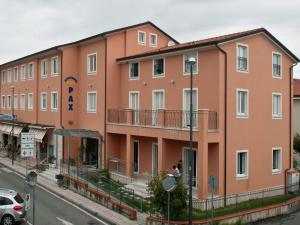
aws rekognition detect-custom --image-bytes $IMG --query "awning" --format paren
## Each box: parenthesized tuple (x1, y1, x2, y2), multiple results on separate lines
(0, 124, 23, 137)
(53, 129, 102, 139)
(29, 128, 47, 143)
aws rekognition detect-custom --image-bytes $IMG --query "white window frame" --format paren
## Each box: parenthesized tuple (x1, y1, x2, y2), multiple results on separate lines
(138, 31, 146, 45)
(13, 67, 18, 82)
(87, 53, 97, 75)
(13, 94, 18, 109)
(7, 95, 11, 109)
(183, 52, 198, 75)
(7, 69, 12, 83)
(40, 92, 47, 111)
(182, 88, 198, 111)
(1, 70, 6, 84)
(152, 58, 165, 78)
(236, 43, 249, 73)
(21, 64, 26, 81)
(51, 56, 59, 76)
(20, 94, 25, 110)
(1, 95, 5, 109)
(152, 89, 165, 110)
(28, 63, 34, 80)
(28, 93, 33, 111)
(87, 91, 97, 113)
(129, 91, 140, 109)
(236, 89, 249, 118)
(149, 33, 158, 47)
(272, 51, 282, 79)
(236, 150, 249, 179)
(272, 147, 282, 174)
(51, 91, 58, 112)
(129, 62, 140, 80)
(40, 59, 48, 78)
(272, 92, 282, 119)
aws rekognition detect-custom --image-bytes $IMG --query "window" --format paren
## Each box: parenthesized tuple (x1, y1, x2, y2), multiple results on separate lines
(7, 69, 12, 83)
(272, 52, 282, 78)
(21, 65, 26, 80)
(0, 197, 13, 206)
(41, 59, 48, 77)
(184, 52, 198, 74)
(51, 56, 59, 75)
(51, 91, 58, 111)
(237, 44, 248, 72)
(236, 150, 248, 178)
(138, 31, 146, 45)
(87, 53, 97, 74)
(272, 93, 282, 118)
(28, 93, 33, 110)
(129, 62, 139, 80)
(40, 92, 47, 111)
(7, 95, 11, 109)
(152, 90, 165, 125)
(272, 148, 282, 173)
(150, 33, 157, 47)
(129, 91, 139, 124)
(183, 88, 198, 128)
(20, 94, 25, 110)
(14, 67, 18, 81)
(28, 63, 34, 80)
(87, 91, 97, 112)
(153, 58, 164, 77)
(236, 89, 249, 117)
(1, 95, 5, 109)
(14, 95, 18, 109)
(1, 70, 5, 84)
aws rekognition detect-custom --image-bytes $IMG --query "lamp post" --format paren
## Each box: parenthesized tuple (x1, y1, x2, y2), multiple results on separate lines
(26, 171, 37, 225)
(187, 56, 196, 225)
(11, 86, 15, 166)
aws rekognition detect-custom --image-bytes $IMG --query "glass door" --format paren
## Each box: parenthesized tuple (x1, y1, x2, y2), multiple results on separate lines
(152, 143, 158, 177)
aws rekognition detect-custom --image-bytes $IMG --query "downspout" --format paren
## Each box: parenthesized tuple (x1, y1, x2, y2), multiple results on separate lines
(104, 37, 108, 169)
(216, 44, 228, 207)
(58, 49, 65, 163)
(289, 62, 298, 169)
(35, 58, 39, 124)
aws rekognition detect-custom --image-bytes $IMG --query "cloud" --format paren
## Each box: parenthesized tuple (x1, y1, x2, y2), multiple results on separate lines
(0, 0, 299, 74)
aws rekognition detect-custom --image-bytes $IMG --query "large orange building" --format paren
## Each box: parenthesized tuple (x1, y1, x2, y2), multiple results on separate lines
(0, 22, 299, 199)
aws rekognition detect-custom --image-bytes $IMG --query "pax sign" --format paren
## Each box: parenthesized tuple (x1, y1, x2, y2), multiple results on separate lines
(64, 76, 77, 111)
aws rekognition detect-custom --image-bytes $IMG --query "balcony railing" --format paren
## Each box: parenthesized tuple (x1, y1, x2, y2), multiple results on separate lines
(108, 109, 218, 130)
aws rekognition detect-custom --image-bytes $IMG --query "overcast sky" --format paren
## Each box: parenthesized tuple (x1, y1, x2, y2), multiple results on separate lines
(0, 0, 299, 76)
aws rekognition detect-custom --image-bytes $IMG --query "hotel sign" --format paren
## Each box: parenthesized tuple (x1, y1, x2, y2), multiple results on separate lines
(64, 76, 77, 111)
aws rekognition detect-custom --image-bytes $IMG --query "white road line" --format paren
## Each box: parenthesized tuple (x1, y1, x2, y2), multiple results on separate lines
(0, 167, 13, 173)
(13, 171, 110, 225)
(57, 217, 74, 225)
(26, 221, 33, 225)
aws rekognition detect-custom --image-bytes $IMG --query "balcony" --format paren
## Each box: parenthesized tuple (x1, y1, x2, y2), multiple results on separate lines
(107, 109, 218, 131)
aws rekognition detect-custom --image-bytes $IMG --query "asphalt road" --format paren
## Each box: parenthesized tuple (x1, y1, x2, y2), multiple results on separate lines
(0, 163, 109, 225)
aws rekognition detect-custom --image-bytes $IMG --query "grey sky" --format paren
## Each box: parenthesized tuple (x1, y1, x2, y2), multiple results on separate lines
(0, 0, 299, 75)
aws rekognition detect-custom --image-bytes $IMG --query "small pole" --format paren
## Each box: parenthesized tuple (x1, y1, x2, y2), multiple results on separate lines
(33, 185, 35, 225)
(168, 191, 170, 225)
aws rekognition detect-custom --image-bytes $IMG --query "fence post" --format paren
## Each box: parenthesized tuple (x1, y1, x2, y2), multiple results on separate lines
(205, 199, 208, 219)
(235, 194, 238, 212)
(262, 189, 265, 207)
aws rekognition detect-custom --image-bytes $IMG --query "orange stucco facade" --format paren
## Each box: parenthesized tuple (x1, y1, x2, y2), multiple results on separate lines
(0, 22, 298, 199)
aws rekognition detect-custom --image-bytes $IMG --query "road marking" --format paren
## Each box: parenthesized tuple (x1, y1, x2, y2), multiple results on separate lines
(0, 167, 13, 173)
(26, 221, 33, 225)
(13, 171, 110, 225)
(57, 217, 74, 225)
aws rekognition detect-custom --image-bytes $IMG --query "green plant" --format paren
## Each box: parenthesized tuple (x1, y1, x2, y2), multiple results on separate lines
(99, 169, 111, 179)
(148, 172, 188, 220)
(78, 144, 85, 162)
(294, 133, 300, 153)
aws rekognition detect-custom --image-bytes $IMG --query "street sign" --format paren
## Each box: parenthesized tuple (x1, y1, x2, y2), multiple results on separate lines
(208, 176, 218, 190)
(21, 133, 35, 158)
(25, 194, 30, 211)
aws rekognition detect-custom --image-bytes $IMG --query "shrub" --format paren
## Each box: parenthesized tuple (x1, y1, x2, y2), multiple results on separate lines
(293, 133, 300, 153)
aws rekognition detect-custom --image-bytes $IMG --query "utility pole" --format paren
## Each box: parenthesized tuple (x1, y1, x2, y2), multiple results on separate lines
(11, 86, 15, 166)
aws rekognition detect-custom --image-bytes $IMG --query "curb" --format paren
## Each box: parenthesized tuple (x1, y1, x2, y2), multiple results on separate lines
(0, 161, 114, 225)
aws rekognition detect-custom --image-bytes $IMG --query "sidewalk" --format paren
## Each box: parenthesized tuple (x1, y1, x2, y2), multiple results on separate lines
(0, 156, 142, 225)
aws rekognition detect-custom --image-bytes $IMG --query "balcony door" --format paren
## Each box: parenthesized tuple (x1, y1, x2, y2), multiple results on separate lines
(182, 147, 197, 187)
(129, 91, 139, 124)
(183, 88, 198, 128)
(152, 90, 165, 126)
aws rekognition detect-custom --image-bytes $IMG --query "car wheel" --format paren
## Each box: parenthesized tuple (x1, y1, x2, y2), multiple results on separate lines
(1, 215, 14, 225)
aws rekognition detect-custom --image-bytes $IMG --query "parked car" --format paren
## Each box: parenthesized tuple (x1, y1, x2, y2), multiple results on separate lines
(0, 189, 25, 225)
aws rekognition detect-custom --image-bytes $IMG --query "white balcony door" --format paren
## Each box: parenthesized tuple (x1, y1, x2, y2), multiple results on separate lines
(129, 92, 139, 124)
(152, 90, 164, 125)
(152, 143, 158, 177)
(183, 89, 198, 128)
(182, 147, 197, 187)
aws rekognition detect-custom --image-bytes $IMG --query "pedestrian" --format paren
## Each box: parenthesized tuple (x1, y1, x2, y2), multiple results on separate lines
(172, 165, 180, 179)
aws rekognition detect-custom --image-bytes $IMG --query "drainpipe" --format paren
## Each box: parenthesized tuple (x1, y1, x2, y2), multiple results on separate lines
(104, 37, 108, 169)
(216, 44, 228, 207)
(289, 62, 298, 169)
(58, 49, 65, 165)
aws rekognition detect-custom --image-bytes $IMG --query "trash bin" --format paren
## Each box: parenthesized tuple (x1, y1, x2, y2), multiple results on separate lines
(55, 174, 64, 187)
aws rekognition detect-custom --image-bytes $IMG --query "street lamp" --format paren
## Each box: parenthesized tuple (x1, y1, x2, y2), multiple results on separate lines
(187, 56, 196, 225)
(11, 86, 15, 166)
(26, 171, 37, 225)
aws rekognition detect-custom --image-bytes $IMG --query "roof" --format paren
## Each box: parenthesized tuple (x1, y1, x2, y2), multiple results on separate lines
(117, 28, 300, 63)
(1, 21, 178, 67)
(294, 79, 300, 97)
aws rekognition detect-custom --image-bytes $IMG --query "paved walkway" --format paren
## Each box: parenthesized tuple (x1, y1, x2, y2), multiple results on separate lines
(0, 156, 142, 225)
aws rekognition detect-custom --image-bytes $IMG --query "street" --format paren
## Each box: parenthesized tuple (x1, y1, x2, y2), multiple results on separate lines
(0, 163, 109, 225)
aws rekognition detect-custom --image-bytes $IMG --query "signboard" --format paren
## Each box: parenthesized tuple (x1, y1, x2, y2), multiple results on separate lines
(25, 193, 30, 211)
(64, 76, 78, 111)
(208, 176, 218, 190)
(21, 132, 35, 158)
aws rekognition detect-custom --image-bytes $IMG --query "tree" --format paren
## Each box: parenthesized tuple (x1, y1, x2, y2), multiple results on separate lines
(294, 133, 300, 153)
(148, 172, 188, 220)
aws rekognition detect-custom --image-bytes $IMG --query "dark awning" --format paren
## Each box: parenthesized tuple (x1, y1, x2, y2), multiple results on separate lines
(53, 129, 102, 139)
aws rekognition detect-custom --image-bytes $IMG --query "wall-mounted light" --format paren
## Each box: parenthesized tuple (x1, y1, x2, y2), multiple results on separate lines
(143, 81, 147, 86)
(170, 80, 175, 85)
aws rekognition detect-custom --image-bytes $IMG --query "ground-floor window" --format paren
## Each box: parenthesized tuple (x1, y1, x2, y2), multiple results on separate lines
(236, 150, 248, 178)
(272, 147, 282, 173)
